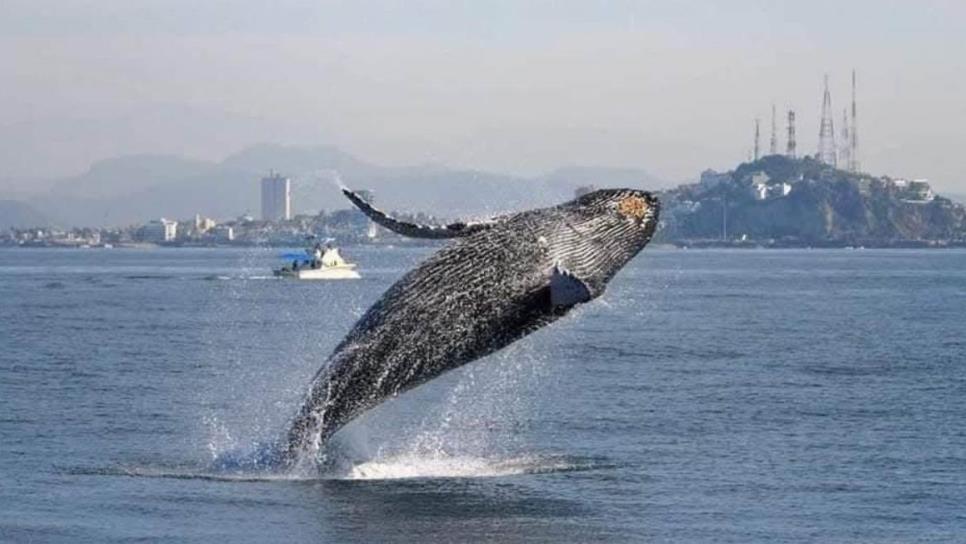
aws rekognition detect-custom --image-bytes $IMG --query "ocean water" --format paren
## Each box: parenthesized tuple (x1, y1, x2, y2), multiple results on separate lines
(1, 246, 965, 543)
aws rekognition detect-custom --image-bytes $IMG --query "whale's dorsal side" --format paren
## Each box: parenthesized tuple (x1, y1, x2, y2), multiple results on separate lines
(342, 188, 497, 239)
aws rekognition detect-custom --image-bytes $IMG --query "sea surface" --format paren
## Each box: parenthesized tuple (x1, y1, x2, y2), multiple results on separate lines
(1, 246, 965, 543)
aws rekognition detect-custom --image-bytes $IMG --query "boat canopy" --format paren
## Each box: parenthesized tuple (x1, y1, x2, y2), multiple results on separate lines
(279, 251, 309, 260)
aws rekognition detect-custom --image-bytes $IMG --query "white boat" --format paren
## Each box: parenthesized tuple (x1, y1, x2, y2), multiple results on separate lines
(274, 245, 361, 280)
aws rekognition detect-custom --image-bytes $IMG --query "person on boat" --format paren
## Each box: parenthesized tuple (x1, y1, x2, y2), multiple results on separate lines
(312, 243, 323, 269)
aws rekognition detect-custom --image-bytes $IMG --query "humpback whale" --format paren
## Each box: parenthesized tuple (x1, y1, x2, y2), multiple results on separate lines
(283, 188, 659, 464)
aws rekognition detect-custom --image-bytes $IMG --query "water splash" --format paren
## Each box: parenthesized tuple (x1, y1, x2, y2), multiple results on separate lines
(308, 340, 556, 479)
(340, 453, 589, 481)
(204, 414, 237, 461)
(195, 337, 565, 481)
(68, 451, 596, 483)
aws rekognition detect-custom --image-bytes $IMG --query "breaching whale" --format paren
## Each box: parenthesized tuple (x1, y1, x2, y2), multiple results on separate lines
(283, 188, 659, 464)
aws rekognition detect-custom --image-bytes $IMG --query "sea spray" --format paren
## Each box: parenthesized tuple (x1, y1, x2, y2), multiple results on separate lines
(321, 338, 554, 479)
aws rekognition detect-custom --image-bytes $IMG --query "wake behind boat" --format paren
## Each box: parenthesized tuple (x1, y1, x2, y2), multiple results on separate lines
(274, 243, 361, 280)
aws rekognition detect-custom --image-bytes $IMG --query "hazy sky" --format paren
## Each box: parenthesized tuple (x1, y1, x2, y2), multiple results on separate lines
(2, 0, 965, 190)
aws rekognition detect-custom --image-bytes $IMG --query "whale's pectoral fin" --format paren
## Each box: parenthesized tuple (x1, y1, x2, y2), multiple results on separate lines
(342, 188, 495, 239)
(550, 264, 593, 307)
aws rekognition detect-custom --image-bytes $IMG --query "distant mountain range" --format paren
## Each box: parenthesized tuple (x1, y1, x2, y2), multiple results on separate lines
(0, 200, 49, 230)
(2, 143, 666, 228)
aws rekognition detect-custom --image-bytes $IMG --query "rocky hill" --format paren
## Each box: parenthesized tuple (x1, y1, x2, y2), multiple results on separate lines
(657, 155, 966, 247)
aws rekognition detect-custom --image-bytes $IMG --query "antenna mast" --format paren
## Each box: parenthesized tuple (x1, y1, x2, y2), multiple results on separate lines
(850, 69, 859, 172)
(818, 74, 837, 166)
(754, 118, 760, 161)
(840, 108, 851, 170)
(769, 104, 777, 155)
(786, 110, 797, 158)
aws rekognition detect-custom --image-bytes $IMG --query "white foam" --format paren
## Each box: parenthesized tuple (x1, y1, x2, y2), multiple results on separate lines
(340, 454, 577, 481)
(87, 451, 592, 483)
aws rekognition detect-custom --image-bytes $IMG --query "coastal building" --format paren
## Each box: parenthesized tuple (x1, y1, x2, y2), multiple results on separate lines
(749, 171, 792, 200)
(261, 172, 292, 221)
(893, 178, 935, 202)
(211, 225, 234, 242)
(908, 180, 934, 201)
(750, 171, 770, 186)
(194, 214, 217, 233)
(140, 218, 178, 242)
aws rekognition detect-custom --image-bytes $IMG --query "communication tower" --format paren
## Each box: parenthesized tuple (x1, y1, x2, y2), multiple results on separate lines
(786, 110, 797, 158)
(753, 118, 760, 161)
(850, 70, 859, 172)
(769, 104, 777, 155)
(817, 74, 837, 167)
(840, 108, 851, 171)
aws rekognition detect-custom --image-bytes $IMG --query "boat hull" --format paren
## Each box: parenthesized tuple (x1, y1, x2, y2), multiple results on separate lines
(273, 266, 361, 280)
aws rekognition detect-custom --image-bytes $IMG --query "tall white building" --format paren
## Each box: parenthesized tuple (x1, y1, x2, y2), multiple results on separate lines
(261, 172, 291, 222)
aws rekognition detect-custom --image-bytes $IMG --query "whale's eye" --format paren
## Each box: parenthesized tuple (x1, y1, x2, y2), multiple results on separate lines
(616, 195, 649, 220)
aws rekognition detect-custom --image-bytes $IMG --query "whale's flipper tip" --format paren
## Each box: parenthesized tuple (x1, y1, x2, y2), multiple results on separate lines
(342, 187, 363, 204)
